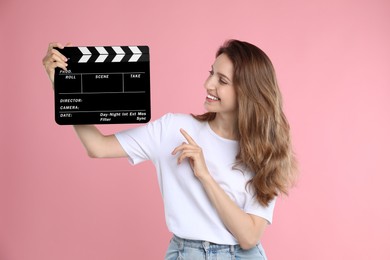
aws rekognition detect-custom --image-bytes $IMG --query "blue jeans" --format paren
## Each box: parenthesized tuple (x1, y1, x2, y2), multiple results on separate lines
(165, 235, 267, 260)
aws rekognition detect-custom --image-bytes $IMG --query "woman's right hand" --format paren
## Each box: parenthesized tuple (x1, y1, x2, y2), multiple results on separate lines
(42, 42, 72, 86)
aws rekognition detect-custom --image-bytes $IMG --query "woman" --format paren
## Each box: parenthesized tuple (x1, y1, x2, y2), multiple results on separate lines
(43, 39, 297, 259)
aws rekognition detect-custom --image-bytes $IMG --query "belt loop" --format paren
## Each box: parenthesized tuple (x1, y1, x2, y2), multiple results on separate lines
(202, 241, 210, 251)
(176, 235, 184, 251)
(230, 245, 235, 255)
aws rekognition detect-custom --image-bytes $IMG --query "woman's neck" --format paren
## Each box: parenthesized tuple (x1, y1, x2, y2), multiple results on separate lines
(209, 113, 238, 140)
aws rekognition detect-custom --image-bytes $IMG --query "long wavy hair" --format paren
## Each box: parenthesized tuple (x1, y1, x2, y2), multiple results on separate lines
(193, 39, 297, 206)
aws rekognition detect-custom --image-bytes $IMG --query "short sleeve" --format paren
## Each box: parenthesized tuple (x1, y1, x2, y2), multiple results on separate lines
(244, 191, 277, 225)
(115, 113, 172, 165)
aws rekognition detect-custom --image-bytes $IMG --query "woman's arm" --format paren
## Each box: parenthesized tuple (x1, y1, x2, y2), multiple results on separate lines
(197, 174, 267, 250)
(172, 129, 267, 250)
(73, 125, 127, 158)
(43, 42, 127, 159)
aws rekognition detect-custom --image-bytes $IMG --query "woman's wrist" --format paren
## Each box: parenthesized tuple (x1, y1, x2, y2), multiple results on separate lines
(197, 171, 214, 186)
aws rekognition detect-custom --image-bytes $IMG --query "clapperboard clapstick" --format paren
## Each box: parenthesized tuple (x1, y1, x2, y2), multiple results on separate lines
(54, 46, 150, 125)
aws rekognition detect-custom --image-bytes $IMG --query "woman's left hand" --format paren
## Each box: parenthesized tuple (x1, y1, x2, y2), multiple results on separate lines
(172, 128, 210, 180)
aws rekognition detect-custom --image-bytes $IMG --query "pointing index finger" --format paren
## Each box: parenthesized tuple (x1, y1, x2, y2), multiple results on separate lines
(180, 128, 197, 145)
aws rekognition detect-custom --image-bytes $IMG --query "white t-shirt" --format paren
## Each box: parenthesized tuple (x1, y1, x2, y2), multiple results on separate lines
(115, 113, 276, 245)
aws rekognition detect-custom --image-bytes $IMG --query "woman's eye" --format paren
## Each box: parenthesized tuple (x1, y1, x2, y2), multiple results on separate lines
(219, 78, 227, 85)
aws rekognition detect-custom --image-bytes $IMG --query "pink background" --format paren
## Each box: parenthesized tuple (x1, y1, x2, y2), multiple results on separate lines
(1, 0, 389, 259)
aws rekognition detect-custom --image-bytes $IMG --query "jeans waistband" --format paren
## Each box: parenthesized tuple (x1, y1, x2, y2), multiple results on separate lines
(172, 235, 238, 253)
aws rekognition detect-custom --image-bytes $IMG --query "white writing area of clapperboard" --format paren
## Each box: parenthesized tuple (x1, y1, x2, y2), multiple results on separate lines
(54, 46, 151, 125)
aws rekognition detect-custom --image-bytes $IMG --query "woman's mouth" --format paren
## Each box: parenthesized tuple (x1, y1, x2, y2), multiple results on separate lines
(206, 94, 220, 101)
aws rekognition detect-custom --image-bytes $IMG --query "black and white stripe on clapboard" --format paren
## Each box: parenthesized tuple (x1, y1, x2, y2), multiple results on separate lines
(58, 46, 149, 63)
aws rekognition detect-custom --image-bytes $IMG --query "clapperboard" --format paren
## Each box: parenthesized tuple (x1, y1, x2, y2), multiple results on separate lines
(54, 46, 150, 125)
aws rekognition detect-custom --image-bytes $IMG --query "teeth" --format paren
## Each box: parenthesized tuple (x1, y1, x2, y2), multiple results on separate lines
(207, 94, 220, 101)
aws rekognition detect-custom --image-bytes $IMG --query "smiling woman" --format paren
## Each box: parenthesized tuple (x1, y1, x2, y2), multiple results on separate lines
(42, 39, 297, 260)
(194, 40, 297, 207)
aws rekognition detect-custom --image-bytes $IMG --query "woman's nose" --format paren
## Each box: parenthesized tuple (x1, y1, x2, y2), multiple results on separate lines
(204, 76, 216, 90)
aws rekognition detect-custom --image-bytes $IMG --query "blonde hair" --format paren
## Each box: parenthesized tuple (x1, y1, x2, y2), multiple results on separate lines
(193, 40, 297, 206)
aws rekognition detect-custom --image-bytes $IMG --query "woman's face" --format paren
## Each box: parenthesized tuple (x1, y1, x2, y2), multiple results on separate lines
(203, 53, 237, 116)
